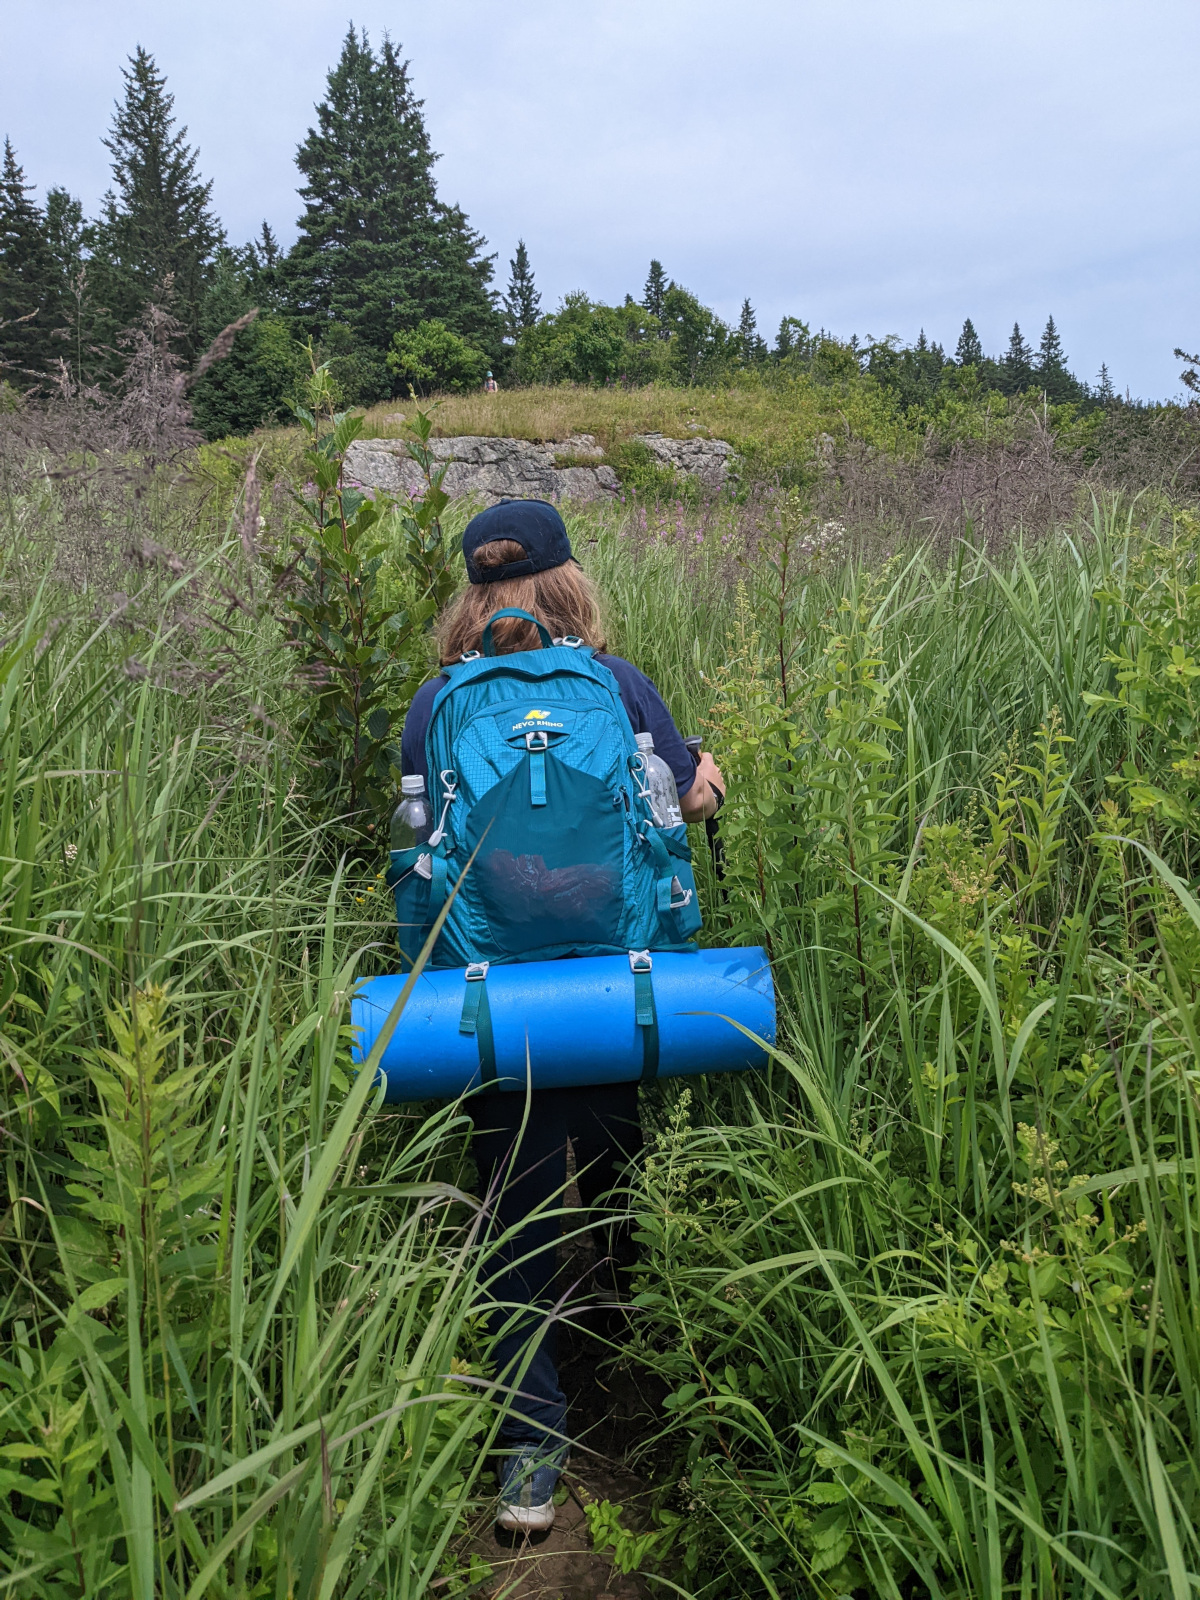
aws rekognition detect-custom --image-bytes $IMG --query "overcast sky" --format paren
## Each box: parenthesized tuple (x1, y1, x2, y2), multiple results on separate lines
(2, 0, 1196, 399)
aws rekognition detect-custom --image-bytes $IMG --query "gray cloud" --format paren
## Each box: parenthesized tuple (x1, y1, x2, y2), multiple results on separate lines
(3, 0, 1196, 396)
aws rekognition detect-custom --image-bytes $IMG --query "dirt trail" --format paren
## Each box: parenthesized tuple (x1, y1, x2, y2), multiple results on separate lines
(465, 1158, 668, 1599)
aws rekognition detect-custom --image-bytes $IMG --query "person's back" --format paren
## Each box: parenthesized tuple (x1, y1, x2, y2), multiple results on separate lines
(399, 498, 723, 1534)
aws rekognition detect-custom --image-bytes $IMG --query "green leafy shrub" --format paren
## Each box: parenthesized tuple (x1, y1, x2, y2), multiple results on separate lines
(386, 318, 488, 395)
(274, 354, 456, 834)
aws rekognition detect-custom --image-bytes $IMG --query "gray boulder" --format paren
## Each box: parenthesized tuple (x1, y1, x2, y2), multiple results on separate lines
(631, 432, 736, 489)
(344, 434, 619, 505)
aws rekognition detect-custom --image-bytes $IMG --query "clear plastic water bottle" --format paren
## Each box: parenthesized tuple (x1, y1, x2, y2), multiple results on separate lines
(389, 774, 432, 850)
(635, 732, 683, 827)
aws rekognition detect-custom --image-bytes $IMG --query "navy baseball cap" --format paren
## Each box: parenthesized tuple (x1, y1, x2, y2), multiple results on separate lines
(461, 499, 578, 585)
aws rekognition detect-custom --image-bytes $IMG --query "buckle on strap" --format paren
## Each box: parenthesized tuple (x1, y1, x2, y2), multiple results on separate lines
(628, 951, 659, 1079)
(459, 963, 497, 1086)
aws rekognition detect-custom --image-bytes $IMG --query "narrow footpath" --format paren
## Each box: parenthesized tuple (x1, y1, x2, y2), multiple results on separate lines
(462, 1155, 668, 1599)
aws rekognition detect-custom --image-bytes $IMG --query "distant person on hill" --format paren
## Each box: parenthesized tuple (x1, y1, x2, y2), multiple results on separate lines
(400, 498, 724, 1535)
(484, 370, 498, 392)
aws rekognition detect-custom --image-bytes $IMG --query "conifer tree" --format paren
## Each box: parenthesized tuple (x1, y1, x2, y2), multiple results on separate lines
(0, 140, 60, 386)
(248, 221, 282, 310)
(1002, 322, 1034, 393)
(737, 297, 766, 362)
(1095, 362, 1116, 404)
(253, 221, 280, 272)
(91, 47, 222, 359)
(643, 259, 667, 327)
(503, 239, 541, 337)
(43, 187, 90, 383)
(1037, 314, 1065, 373)
(283, 27, 500, 358)
(1035, 314, 1080, 402)
(954, 317, 983, 366)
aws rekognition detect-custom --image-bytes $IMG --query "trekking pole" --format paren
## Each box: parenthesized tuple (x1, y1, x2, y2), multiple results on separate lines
(684, 736, 725, 881)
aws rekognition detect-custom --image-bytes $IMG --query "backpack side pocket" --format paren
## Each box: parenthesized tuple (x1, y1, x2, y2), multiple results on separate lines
(661, 824, 703, 940)
(642, 824, 703, 944)
(387, 847, 435, 966)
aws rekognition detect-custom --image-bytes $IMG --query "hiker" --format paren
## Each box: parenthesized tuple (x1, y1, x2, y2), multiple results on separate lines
(399, 498, 724, 1534)
(484, 369, 498, 392)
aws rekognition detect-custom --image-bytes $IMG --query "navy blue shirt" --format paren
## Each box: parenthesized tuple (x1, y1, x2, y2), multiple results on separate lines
(400, 653, 697, 797)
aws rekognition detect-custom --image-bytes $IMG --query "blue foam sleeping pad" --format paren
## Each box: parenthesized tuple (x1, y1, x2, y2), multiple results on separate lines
(351, 947, 774, 1103)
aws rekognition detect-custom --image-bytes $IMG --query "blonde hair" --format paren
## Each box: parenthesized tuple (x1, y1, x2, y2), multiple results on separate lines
(435, 540, 607, 663)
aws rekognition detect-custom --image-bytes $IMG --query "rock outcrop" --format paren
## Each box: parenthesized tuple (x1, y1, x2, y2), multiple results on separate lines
(345, 434, 619, 505)
(345, 429, 737, 504)
(631, 432, 736, 489)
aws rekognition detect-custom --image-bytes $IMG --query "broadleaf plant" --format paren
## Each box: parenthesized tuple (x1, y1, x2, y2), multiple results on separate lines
(275, 351, 458, 837)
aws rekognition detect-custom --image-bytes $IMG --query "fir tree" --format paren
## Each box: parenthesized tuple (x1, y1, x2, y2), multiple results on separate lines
(91, 47, 223, 359)
(1035, 314, 1080, 402)
(282, 27, 500, 358)
(1037, 314, 1065, 373)
(643, 259, 667, 328)
(191, 247, 306, 439)
(737, 297, 766, 361)
(1095, 362, 1116, 404)
(254, 221, 280, 272)
(43, 186, 90, 383)
(1002, 321, 1034, 393)
(1176, 349, 1200, 398)
(0, 140, 60, 386)
(954, 317, 983, 366)
(248, 221, 282, 310)
(503, 239, 541, 337)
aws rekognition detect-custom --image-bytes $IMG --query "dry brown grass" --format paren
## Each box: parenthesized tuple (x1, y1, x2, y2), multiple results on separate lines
(360, 383, 717, 446)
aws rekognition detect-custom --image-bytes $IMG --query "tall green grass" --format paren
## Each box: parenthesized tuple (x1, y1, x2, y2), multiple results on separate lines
(590, 496, 1200, 1597)
(0, 550, 525, 1598)
(5, 462, 1200, 1598)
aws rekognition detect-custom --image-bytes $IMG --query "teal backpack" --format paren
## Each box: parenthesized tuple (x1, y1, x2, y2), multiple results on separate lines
(389, 608, 702, 969)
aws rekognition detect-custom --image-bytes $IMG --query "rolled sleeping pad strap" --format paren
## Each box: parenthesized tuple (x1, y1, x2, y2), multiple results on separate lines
(629, 950, 659, 1081)
(351, 946, 774, 1104)
(458, 963, 497, 1086)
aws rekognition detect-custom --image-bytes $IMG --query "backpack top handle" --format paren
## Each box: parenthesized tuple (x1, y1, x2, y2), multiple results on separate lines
(481, 607, 553, 657)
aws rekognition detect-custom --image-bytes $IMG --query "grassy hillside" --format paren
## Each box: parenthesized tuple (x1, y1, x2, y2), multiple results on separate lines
(360, 375, 917, 469)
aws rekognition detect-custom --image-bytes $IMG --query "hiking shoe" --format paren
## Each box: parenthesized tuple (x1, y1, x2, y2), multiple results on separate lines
(495, 1445, 568, 1534)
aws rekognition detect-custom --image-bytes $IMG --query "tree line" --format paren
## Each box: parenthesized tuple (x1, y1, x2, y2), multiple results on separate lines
(0, 26, 1181, 440)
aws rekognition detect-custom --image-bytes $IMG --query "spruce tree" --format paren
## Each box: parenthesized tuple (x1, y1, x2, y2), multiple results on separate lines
(643, 259, 667, 328)
(954, 317, 983, 366)
(248, 221, 282, 311)
(1002, 322, 1034, 393)
(737, 297, 765, 361)
(283, 27, 500, 358)
(1095, 363, 1116, 404)
(1035, 314, 1080, 402)
(254, 221, 280, 272)
(191, 247, 306, 439)
(91, 47, 222, 358)
(503, 239, 541, 337)
(0, 140, 60, 387)
(1037, 314, 1065, 373)
(44, 187, 91, 384)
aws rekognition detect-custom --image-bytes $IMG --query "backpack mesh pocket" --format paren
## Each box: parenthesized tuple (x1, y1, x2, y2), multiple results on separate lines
(463, 752, 626, 957)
